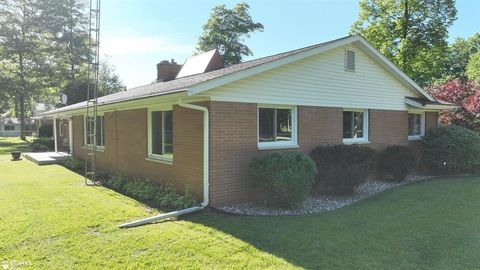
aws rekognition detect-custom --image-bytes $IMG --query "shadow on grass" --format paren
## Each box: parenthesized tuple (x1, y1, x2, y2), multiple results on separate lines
(187, 177, 480, 269)
(0, 137, 31, 155)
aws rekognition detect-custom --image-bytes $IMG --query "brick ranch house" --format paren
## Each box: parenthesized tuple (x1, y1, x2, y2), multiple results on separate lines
(41, 35, 454, 208)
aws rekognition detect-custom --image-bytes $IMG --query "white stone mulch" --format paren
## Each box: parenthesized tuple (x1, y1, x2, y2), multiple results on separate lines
(218, 175, 433, 216)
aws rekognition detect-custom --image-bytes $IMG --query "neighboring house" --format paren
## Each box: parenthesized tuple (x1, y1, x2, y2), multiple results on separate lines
(0, 117, 35, 137)
(40, 35, 455, 207)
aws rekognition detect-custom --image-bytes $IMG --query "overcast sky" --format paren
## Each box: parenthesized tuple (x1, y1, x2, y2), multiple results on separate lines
(100, 0, 480, 88)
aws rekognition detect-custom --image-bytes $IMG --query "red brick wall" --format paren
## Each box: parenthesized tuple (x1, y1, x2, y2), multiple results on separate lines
(425, 112, 439, 131)
(369, 109, 409, 149)
(72, 105, 205, 199)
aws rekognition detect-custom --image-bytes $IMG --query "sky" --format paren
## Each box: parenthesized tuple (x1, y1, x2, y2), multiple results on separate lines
(99, 0, 480, 88)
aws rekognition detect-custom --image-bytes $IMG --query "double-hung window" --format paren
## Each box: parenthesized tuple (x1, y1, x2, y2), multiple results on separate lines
(4, 125, 15, 131)
(343, 109, 369, 144)
(84, 115, 104, 148)
(258, 105, 297, 149)
(148, 110, 173, 162)
(408, 112, 425, 140)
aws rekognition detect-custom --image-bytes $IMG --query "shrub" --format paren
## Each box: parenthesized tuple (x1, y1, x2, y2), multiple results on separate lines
(38, 124, 53, 137)
(105, 174, 198, 209)
(422, 125, 480, 174)
(64, 156, 83, 172)
(250, 152, 317, 208)
(310, 145, 377, 195)
(123, 177, 158, 201)
(378, 146, 419, 182)
(31, 138, 54, 152)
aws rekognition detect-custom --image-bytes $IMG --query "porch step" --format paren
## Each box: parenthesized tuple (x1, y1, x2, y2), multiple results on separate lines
(23, 152, 69, 165)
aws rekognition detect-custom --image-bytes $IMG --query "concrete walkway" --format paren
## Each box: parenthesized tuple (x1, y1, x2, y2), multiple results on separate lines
(24, 152, 69, 165)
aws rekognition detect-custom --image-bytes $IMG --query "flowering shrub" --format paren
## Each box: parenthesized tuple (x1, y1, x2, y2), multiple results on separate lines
(427, 79, 480, 131)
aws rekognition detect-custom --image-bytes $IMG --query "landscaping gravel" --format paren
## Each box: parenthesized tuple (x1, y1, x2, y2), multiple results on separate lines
(218, 175, 433, 216)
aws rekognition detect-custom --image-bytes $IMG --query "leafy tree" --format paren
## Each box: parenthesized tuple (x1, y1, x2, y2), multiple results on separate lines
(445, 33, 480, 80)
(0, 0, 53, 140)
(197, 2, 263, 66)
(466, 51, 480, 81)
(62, 60, 124, 105)
(427, 79, 480, 131)
(351, 0, 457, 87)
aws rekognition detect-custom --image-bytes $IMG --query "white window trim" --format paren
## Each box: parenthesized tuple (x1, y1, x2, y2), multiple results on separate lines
(408, 111, 425, 141)
(83, 114, 105, 151)
(257, 104, 298, 150)
(147, 107, 174, 164)
(342, 108, 369, 144)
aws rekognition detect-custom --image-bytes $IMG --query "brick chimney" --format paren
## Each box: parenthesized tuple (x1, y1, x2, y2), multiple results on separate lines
(156, 59, 182, 82)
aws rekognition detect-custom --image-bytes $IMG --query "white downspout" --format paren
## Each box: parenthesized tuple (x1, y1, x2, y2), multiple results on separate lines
(118, 100, 209, 228)
(53, 117, 58, 153)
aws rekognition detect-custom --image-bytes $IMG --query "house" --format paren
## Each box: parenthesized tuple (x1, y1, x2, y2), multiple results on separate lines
(39, 35, 455, 207)
(0, 111, 35, 137)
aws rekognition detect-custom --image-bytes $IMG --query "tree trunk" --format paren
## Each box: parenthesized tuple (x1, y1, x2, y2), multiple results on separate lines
(400, 0, 409, 70)
(19, 93, 26, 141)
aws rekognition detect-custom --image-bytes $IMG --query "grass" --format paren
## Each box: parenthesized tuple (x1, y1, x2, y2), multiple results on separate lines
(0, 136, 32, 155)
(1, 148, 480, 268)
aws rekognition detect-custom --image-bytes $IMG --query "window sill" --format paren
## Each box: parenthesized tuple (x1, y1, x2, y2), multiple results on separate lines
(258, 144, 300, 151)
(82, 146, 105, 152)
(146, 156, 173, 165)
(342, 140, 371, 145)
(408, 136, 423, 142)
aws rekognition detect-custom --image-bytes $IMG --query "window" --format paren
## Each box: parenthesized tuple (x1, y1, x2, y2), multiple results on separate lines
(343, 109, 368, 143)
(258, 105, 297, 148)
(345, 49, 355, 71)
(149, 110, 173, 161)
(85, 115, 104, 147)
(4, 125, 15, 131)
(408, 112, 425, 140)
(58, 121, 63, 136)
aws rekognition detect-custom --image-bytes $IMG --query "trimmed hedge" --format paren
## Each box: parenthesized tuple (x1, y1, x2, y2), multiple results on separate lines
(250, 152, 317, 208)
(310, 145, 377, 195)
(378, 145, 419, 182)
(64, 156, 84, 172)
(422, 125, 480, 174)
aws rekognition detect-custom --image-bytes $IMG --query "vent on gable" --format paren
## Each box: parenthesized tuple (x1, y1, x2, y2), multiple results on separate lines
(345, 49, 356, 71)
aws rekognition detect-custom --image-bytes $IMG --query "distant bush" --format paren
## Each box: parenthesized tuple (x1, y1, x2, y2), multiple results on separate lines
(422, 125, 480, 174)
(31, 138, 54, 152)
(250, 152, 317, 208)
(310, 145, 378, 195)
(378, 146, 419, 182)
(102, 174, 198, 209)
(64, 156, 83, 172)
(38, 125, 53, 137)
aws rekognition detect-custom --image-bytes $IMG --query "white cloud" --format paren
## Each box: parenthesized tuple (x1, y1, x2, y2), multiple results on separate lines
(101, 36, 194, 55)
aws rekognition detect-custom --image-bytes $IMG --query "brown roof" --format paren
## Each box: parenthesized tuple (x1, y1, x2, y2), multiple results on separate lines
(43, 36, 354, 115)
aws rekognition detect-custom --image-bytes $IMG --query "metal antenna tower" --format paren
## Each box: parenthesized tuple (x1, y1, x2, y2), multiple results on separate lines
(85, 0, 101, 185)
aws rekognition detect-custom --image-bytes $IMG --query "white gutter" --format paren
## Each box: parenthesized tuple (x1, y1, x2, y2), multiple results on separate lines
(118, 100, 209, 228)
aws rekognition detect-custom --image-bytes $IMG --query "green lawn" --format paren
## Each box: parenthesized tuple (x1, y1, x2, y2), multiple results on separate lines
(0, 137, 32, 155)
(1, 147, 480, 269)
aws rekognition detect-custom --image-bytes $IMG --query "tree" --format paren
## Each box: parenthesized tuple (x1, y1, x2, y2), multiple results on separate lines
(62, 60, 124, 105)
(197, 2, 263, 66)
(427, 79, 480, 131)
(466, 51, 480, 81)
(0, 0, 53, 140)
(445, 32, 480, 80)
(350, 0, 457, 87)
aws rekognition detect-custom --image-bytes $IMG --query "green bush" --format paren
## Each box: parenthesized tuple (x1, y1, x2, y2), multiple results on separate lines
(105, 174, 198, 209)
(64, 156, 83, 172)
(123, 177, 158, 201)
(378, 146, 419, 182)
(422, 125, 480, 174)
(310, 145, 378, 195)
(250, 152, 317, 208)
(31, 138, 54, 152)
